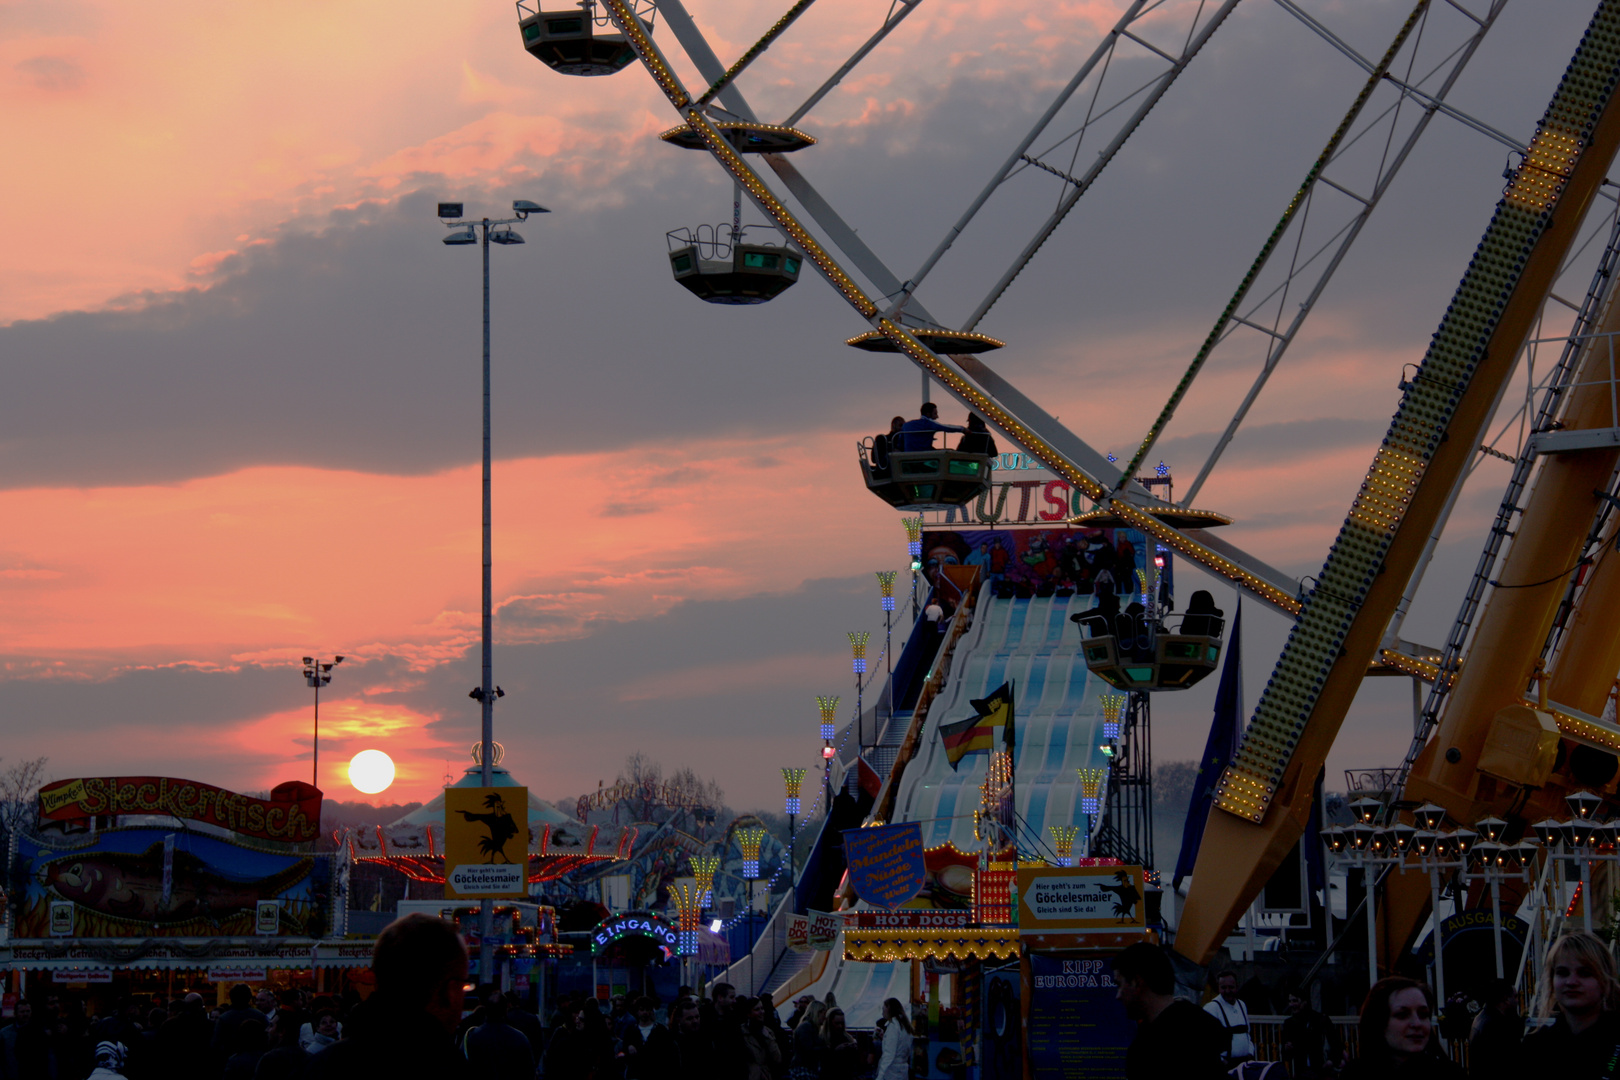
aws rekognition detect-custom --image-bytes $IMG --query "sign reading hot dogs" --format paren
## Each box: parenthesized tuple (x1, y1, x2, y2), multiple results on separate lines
(38, 778, 322, 844)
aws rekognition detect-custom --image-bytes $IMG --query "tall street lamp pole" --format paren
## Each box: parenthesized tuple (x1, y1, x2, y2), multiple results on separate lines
(302, 656, 344, 788)
(439, 198, 547, 982)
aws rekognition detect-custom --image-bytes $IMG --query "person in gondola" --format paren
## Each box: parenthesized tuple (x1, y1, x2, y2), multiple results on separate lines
(896, 403, 967, 452)
(957, 413, 997, 457)
(871, 416, 905, 479)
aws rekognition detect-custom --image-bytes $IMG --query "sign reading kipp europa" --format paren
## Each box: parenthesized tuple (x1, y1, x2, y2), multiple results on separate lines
(443, 786, 528, 900)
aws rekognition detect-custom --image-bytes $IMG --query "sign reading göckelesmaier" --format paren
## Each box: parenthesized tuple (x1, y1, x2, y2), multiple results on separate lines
(1016, 866, 1146, 931)
(443, 786, 529, 899)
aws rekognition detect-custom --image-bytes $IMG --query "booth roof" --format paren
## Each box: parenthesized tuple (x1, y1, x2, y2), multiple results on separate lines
(388, 765, 581, 829)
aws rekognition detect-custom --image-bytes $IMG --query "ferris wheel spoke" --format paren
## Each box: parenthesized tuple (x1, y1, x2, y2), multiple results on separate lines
(1117, 0, 1513, 506)
(957, 1, 1242, 328)
(781, 0, 925, 128)
(1116, 1, 1455, 493)
(657, 0, 758, 119)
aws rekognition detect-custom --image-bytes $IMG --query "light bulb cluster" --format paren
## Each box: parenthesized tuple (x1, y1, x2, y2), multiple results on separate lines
(1050, 825, 1081, 867)
(782, 767, 806, 815)
(877, 570, 898, 612)
(816, 695, 840, 741)
(737, 827, 767, 881)
(849, 631, 870, 674)
(1078, 767, 1107, 815)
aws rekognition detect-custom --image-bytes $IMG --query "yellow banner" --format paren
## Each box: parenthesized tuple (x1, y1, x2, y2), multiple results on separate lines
(443, 786, 528, 900)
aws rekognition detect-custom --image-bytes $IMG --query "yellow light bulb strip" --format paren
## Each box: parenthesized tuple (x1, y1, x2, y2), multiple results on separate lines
(1213, 4, 1620, 823)
(597, 0, 689, 107)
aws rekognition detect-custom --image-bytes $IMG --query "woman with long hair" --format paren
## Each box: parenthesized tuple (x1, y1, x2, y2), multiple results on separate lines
(1341, 977, 1461, 1079)
(875, 999, 913, 1080)
(820, 1007, 859, 1080)
(788, 999, 827, 1079)
(1520, 930, 1620, 1071)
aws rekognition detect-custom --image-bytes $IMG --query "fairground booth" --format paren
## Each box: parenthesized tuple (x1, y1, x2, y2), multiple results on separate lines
(2, 776, 371, 1005)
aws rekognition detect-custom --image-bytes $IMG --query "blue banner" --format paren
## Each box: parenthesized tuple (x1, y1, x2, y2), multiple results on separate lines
(842, 822, 925, 909)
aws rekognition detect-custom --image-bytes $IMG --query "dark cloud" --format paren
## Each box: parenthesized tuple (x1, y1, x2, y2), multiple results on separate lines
(3, 3, 1597, 495)
(15, 56, 86, 92)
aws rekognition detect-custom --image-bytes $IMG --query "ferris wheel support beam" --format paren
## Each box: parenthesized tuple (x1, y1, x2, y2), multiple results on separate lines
(958, 1, 1242, 331)
(601, 0, 1312, 615)
(1117, 0, 1442, 491)
(1177, 2, 1511, 507)
(781, 0, 924, 128)
(897, 0, 1161, 307)
(1177, 1, 1620, 966)
(1274, 0, 1523, 153)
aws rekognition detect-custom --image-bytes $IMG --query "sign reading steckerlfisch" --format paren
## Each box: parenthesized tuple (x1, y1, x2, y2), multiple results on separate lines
(37, 778, 322, 844)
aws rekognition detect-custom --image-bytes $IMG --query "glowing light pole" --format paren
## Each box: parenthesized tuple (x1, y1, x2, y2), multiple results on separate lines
(1077, 768, 1107, 859)
(438, 197, 546, 982)
(302, 656, 345, 788)
(849, 632, 870, 758)
(876, 572, 897, 735)
(903, 517, 924, 615)
(783, 767, 806, 881)
(737, 826, 766, 993)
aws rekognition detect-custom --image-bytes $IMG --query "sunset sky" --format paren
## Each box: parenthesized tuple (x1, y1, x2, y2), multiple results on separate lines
(1, 0, 1605, 814)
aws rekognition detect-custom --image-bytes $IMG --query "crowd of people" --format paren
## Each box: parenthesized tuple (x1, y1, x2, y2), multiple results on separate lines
(9, 919, 1620, 1079)
(0, 917, 918, 1080)
(1116, 929, 1620, 1079)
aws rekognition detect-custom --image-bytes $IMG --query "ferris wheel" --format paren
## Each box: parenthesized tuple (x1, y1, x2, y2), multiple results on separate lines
(515, 0, 1620, 971)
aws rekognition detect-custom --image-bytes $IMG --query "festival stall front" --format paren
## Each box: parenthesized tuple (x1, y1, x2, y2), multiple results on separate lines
(817, 820, 1152, 1080)
(3, 776, 370, 995)
(344, 758, 634, 890)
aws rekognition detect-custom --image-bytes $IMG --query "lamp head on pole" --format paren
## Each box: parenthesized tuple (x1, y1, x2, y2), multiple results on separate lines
(1414, 803, 1447, 831)
(1567, 789, 1604, 821)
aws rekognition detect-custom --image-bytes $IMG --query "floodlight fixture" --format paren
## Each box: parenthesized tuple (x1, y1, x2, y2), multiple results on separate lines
(443, 227, 477, 246)
(490, 227, 525, 246)
(513, 200, 550, 217)
(438, 202, 464, 219)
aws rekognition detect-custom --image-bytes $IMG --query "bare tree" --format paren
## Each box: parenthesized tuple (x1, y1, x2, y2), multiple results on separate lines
(0, 756, 47, 843)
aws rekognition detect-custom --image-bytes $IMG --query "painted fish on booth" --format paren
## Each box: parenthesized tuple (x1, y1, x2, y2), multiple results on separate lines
(42, 843, 312, 923)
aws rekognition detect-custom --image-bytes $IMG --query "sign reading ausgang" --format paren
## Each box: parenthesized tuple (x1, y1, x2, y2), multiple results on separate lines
(443, 786, 528, 900)
(1016, 866, 1146, 931)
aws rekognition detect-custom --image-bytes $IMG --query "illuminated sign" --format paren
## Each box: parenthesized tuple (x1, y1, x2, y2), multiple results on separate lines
(38, 778, 322, 844)
(1016, 866, 1146, 932)
(590, 913, 678, 955)
(443, 786, 529, 900)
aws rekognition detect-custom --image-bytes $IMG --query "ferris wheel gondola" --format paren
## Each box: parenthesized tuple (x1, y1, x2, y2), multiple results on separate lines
(667, 224, 802, 305)
(516, 0, 649, 77)
(857, 435, 994, 510)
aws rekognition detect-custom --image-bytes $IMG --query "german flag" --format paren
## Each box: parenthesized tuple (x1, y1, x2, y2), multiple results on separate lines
(938, 682, 1015, 770)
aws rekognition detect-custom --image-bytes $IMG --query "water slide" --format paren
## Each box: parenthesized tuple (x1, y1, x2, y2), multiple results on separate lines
(721, 574, 1119, 1013)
